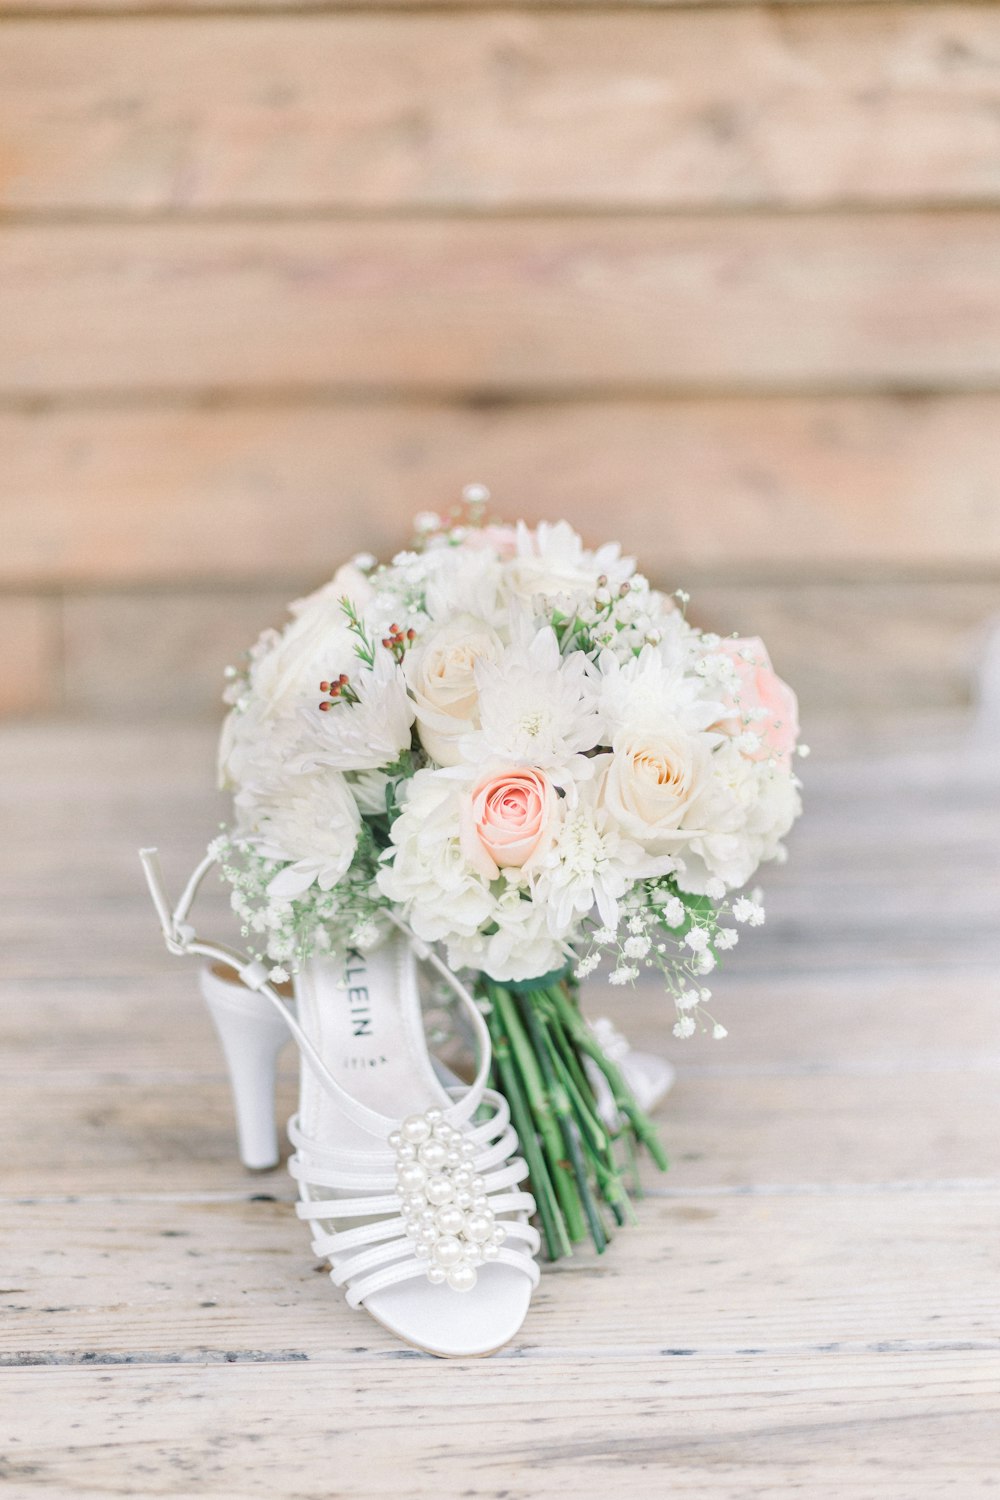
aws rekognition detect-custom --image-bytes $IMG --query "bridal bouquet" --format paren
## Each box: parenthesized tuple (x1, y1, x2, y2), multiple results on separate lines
(213, 493, 803, 1258)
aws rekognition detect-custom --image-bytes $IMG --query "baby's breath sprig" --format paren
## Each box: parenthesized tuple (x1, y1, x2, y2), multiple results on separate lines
(210, 826, 391, 985)
(411, 483, 495, 550)
(573, 876, 765, 1042)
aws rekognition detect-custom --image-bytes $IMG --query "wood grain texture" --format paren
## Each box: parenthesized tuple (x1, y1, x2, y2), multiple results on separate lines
(0, 0, 956, 12)
(13, 577, 992, 720)
(3, 1354, 999, 1498)
(0, 596, 58, 714)
(5, 8, 1000, 212)
(58, 587, 294, 716)
(690, 579, 1000, 715)
(1, 721, 998, 1491)
(3, 1190, 998, 1357)
(4, 967, 997, 1073)
(5, 396, 1000, 587)
(5, 1066, 999, 1194)
(4, 214, 1000, 395)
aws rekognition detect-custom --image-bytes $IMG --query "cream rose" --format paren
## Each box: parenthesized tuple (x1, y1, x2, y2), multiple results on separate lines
(403, 614, 503, 767)
(460, 767, 557, 880)
(601, 726, 715, 852)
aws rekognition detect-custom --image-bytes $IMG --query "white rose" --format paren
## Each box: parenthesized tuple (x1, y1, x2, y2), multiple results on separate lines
(403, 614, 503, 766)
(600, 725, 715, 853)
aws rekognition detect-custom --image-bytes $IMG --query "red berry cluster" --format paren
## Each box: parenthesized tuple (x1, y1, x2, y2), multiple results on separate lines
(318, 673, 355, 711)
(381, 623, 416, 663)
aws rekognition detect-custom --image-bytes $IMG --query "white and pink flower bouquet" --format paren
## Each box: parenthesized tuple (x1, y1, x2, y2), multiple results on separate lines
(213, 490, 804, 1257)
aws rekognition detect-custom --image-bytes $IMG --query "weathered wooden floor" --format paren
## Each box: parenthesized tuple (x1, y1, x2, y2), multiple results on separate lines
(1, 720, 998, 1497)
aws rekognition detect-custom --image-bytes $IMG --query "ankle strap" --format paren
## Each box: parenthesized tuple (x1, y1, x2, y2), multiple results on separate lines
(139, 848, 493, 1138)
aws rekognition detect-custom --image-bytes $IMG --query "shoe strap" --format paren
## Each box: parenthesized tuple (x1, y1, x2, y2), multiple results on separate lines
(139, 848, 493, 1140)
(344, 1244, 540, 1311)
(285, 1089, 511, 1175)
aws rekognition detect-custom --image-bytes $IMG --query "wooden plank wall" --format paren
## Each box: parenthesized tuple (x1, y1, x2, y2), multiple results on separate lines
(2, 0, 1000, 721)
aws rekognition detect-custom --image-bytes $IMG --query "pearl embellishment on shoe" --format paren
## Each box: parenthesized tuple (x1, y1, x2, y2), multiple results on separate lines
(391, 1109, 499, 1291)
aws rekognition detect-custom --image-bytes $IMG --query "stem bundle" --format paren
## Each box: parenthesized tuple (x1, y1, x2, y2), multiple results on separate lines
(480, 978, 668, 1260)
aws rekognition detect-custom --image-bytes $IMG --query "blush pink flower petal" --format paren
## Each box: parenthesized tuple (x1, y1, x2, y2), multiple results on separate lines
(716, 637, 799, 766)
(460, 768, 556, 880)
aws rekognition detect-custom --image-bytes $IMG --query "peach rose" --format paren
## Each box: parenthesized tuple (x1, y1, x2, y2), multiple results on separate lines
(461, 768, 557, 879)
(715, 638, 799, 766)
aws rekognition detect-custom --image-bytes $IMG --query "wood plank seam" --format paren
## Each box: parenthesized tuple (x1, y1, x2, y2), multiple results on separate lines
(6, 203, 1000, 225)
(4, 1339, 1000, 1368)
(1, 0, 993, 15)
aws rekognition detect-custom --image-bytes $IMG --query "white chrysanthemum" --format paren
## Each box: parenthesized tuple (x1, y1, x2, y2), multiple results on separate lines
(219, 692, 299, 801)
(599, 638, 722, 739)
(536, 765, 674, 934)
(249, 771, 362, 899)
(464, 625, 602, 778)
(346, 769, 392, 816)
(503, 520, 635, 607)
(294, 650, 415, 774)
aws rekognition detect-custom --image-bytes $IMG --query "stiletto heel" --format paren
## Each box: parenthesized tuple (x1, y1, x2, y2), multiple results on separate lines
(199, 965, 292, 1171)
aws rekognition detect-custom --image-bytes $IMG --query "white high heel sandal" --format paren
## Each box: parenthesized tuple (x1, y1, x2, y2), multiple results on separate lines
(140, 849, 540, 1358)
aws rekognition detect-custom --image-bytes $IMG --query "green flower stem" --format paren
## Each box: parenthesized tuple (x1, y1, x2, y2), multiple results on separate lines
(542, 1027, 608, 1161)
(540, 1031, 630, 1228)
(542, 999, 606, 1132)
(546, 985, 669, 1173)
(515, 992, 608, 1255)
(530, 998, 622, 1185)
(485, 999, 570, 1262)
(491, 985, 587, 1246)
(622, 1129, 643, 1200)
